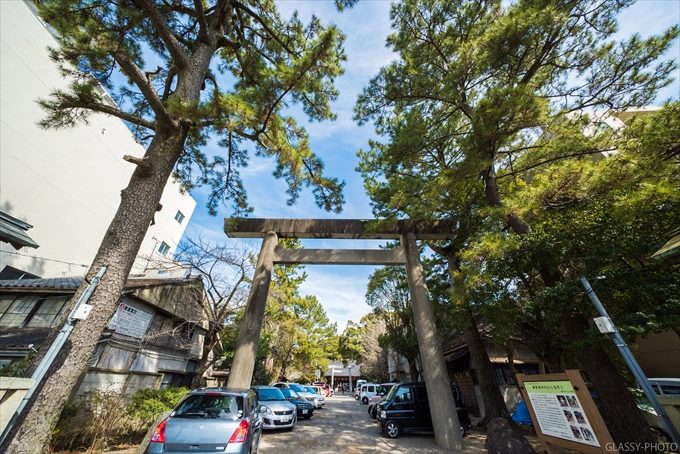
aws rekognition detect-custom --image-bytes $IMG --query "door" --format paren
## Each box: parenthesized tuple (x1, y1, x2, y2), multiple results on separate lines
(414, 385, 432, 429)
(389, 385, 415, 426)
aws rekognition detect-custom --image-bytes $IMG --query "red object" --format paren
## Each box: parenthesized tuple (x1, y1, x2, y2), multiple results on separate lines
(228, 419, 250, 444)
(150, 418, 167, 443)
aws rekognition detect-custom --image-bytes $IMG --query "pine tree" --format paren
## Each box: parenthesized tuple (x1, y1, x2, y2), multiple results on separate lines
(355, 0, 677, 445)
(4, 1, 354, 452)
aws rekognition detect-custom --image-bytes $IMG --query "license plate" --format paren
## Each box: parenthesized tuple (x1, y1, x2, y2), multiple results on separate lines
(302, 409, 308, 414)
(281, 416, 290, 422)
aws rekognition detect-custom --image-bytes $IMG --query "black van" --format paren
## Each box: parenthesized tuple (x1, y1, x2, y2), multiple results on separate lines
(375, 382, 472, 439)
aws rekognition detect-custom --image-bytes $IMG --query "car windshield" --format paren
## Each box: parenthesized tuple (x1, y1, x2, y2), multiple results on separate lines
(280, 388, 301, 399)
(289, 384, 306, 393)
(257, 388, 286, 401)
(385, 385, 398, 401)
(304, 386, 316, 394)
(173, 394, 244, 419)
(378, 385, 394, 395)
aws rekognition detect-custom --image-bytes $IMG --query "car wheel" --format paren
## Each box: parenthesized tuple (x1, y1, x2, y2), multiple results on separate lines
(370, 407, 377, 419)
(362, 397, 369, 404)
(384, 420, 400, 439)
(354, 395, 359, 400)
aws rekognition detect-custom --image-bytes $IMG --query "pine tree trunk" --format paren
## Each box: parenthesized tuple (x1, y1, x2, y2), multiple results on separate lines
(408, 358, 419, 382)
(4, 131, 185, 454)
(446, 255, 511, 423)
(464, 313, 511, 423)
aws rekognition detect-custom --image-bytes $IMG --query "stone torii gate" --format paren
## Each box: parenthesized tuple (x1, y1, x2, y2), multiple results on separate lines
(224, 218, 463, 450)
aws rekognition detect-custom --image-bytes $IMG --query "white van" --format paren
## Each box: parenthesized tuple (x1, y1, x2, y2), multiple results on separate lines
(353, 379, 367, 399)
(359, 383, 380, 404)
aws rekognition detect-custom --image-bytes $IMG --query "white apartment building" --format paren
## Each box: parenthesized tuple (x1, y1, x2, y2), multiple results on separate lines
(0, 1, 196, 278)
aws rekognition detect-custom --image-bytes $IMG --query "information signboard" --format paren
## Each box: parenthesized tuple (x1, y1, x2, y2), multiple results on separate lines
(524, 380, 600, 447)
(517, 370, 618, 454)
(108, 300, 153, 338)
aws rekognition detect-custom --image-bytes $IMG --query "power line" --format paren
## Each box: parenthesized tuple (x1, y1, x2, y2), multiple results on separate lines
(0, 249, 88, 268)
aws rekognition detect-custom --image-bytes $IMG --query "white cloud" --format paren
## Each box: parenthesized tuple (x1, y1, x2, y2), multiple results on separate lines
(298, 265, 377, 331)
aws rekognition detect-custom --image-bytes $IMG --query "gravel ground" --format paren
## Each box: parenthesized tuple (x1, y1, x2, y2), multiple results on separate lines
(258, 394, 490, 454)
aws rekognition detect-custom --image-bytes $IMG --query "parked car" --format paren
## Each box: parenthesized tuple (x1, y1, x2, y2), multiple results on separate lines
(303, 385, 326, 408)
(632, 387, 678, 443)
(305, 385, 327, 408)
(278, 387, 314, 420)
(375, 382, 471, 439)
(273, 382, 322, 408)
(145, 388, 261, 454)
(359, 383, 380, 404)
(368, 383, 399, 419)
(354, 379, 367, 399)
(313, 383, 333, 397)
(648, 378, 680, 396)
(252, 386, 297, 430)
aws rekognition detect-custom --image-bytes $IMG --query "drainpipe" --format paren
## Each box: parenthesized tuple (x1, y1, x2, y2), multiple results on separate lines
(0, 266, 107, 444)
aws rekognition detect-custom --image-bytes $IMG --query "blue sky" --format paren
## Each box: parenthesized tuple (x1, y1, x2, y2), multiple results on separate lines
(185, 0, 680, 332)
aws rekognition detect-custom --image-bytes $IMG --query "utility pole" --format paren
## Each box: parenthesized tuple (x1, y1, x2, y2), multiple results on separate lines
(580, 276, 680, 446)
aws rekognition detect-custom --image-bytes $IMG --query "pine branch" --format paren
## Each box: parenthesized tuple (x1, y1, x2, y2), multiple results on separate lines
(497, 148, 616, 179)
(193, 0, 210, 42)
(233, 1, 299, 57)
(113, 50, 174, 127)
(133, 0, 190, 68)
(58, 99, 155, 131)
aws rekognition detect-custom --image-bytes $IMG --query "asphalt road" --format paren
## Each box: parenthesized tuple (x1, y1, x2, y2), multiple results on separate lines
(258, 394, 489, 454)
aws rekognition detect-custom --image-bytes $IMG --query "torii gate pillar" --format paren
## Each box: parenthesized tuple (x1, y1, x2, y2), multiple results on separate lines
(402, 232, 462, 451)
(227, 231, 278, 389)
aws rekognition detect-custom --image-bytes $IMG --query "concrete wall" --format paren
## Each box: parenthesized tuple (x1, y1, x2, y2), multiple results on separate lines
(76, 369, 161, 396)
(0, 377, 34, 433)
(0, 1, 195, 278)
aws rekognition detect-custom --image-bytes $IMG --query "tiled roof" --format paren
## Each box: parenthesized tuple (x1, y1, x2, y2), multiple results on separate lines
(0, 277, 83, 290)
(0, 275, 201, 291)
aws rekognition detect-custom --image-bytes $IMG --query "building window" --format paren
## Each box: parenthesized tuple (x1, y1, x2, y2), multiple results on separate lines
(174, 210, 185, 224)
(25, 296, 70, 328)
(158, 242, 170, 256)
(0, 294, 70, 328)
(0, 296, 39, 327)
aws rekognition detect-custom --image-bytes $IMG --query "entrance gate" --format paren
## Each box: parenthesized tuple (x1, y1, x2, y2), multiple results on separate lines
(224, 218, 463, 450)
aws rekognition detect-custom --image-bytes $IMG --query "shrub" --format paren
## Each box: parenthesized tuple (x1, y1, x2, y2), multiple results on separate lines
(51, 391, 132, 452)
(128, 386, 188, 426)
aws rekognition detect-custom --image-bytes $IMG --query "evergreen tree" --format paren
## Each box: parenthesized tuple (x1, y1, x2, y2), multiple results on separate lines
(355, 0, 677, 444)
(5, 1, 354, 452)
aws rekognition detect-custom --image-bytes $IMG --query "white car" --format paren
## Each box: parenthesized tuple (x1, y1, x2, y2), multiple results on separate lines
(359, 383, 380, 404)
(303, 385, 326, 408)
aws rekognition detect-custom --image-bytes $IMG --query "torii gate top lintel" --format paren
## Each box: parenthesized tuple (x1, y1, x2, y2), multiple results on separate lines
(224, 218, 455, 240)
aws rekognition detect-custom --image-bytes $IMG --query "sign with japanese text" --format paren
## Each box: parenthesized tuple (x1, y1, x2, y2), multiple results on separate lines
(524, 380, 600, 447)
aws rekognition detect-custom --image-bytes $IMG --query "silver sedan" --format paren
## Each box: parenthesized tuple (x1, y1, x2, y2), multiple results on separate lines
(252, 386, 297, 430)
(145, 388, 261, 454)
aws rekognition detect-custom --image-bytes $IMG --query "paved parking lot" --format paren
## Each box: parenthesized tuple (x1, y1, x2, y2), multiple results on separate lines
(258, 394, 489, 454)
